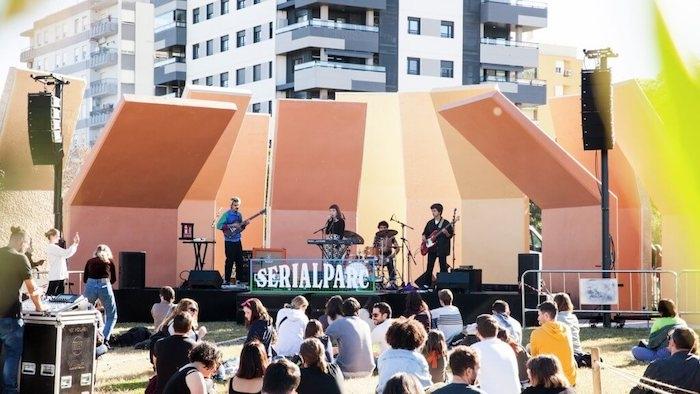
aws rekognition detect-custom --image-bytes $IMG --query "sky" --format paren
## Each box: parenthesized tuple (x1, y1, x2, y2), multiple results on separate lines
(0, 0, 699, 93)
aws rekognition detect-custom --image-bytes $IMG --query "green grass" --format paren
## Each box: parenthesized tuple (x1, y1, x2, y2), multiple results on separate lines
(96, 323, 662, 394)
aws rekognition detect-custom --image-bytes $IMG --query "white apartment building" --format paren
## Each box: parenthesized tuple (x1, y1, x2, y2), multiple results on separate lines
(187, 0, 277, 113)
(21, 0, 154, 147)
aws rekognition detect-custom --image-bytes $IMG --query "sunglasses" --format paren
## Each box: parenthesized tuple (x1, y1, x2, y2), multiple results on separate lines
(188, 308, 198, 313)
(371, 313, 383, 318)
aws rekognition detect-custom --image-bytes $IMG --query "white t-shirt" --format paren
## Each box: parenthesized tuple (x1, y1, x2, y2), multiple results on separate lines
(47, 243, 78, 281)
(430, 305, 463, 341)
(371, 318, 393, 355)
(471, 337, 521, 394)
(358, 308, 374, 330)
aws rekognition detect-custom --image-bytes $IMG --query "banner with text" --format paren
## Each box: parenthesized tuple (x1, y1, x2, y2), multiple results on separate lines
(249, 259, 377, 293)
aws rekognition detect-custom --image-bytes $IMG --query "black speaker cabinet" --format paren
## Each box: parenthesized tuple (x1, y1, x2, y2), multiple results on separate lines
(518, 253, 542, 326)
(188, 270, 223, 289)
(119, 251, 145, 289)
(436, 270, 482, 293)
(581, 69, 613, 150)
(27, 92, 61, 165)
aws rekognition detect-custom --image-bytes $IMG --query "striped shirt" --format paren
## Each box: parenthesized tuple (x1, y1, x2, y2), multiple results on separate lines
(430, 305, 463, 341)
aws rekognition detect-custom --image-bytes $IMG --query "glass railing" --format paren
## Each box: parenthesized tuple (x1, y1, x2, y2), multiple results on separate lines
(89, 48, 118, 68)
(86, 78, 118, 97)
(482, 75, 546, 86)
(89, 105, 115, 127)
(155, 21, 187, 34)
(91, 17, 118, 39)
(277, 18, 378, 34)
(481, 37, 539, 48)
(481, 0, 547, 9)
(294, 60, 386, 73)
(154, 57, 186, 68)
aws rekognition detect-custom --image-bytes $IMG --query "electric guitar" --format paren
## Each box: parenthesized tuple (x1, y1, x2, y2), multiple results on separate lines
(420, 216, 460, 256)
(222, 208, 267, 238)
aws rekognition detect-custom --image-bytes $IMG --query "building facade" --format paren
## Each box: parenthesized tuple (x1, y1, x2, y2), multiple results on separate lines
(21, 0, 154, 147)
(538, 43, 582, 99)
(153, 0, 187, 97)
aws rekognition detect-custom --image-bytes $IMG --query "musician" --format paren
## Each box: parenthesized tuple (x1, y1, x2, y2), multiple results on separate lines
(421, 203, 453, 284)
(373, 221, 399, 286)
(216, 197, 249, 285)
(324, 204, 345, 237)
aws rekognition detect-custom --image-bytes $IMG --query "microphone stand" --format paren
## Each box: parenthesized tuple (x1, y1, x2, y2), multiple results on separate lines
(451, 208, 457, 270)
(391, 215, 414, 288)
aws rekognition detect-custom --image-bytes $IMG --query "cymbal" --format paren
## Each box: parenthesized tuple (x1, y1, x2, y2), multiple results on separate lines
(343, 231, 364, 245)
(375, 229, 398, 238)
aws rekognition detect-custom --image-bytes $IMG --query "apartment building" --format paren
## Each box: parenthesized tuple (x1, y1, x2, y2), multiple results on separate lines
(153, 0, 187, 97)
(538, 43, 582, 99)
(21, 0, 154, 147)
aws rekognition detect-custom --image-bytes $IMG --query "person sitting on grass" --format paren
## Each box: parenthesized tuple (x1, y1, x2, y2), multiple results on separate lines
(497, 328, 530, 388)
(158, 298, 208, 340)
(274, 295, 309, 357)
(242, 298, 277, 357)
(631, 299, 687, 362)
(154, 313, 197, 394)
(404, 292, 431, 332)
(262, 358, 301, 394)
(319, 295, 343, 329)
(325, 297, 375, 378)
(162, 341, 222, 394)
(630, 327, 700, 394)
(229, 341, 268, 394)
(382, 373, 424, 394)
(371, 302, 394, 357)
(492, 300, 523, 345)
(152, 286, 176, 329)
(430, 289, 464, 343)
(553, 293, 591, 367)
(304, 319, 334, 363)
(471, 314, 521, 394)
(431, 346, 485, 394)
(376, 318, 433, 393)
(297, 338, 344, 394)
(529, 301, 577, 387)
(521, 355, 575, 394)
(422, 329, 448, 384)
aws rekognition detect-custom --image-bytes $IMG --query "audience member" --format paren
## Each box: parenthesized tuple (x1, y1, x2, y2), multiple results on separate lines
(492, 300, 523, 345)
(632, 299, 687, 362)
(83, 244, 118, 341)
(529, 301, 577, 386)
(471, 314, 521, 394)
(431, 346, 485, 394)
(630, 327, 700, 394)
(154, 313, 197, 394)
(45, 228, 79, 296)
(497, 328, 530, 387)
(152, 286, 176, 329)
(297, 338, 345, 394)
(162, 341, 222, 394)
(229, 341, 269, 394)
(553, 293, 587, 366)
(430, 289, 464, 342)
(423, 329, 448, 384)
(304, 319, 334, 363)
(158, 298, 207, 340)
(274, 295, 309, 356)
(382, 373, 424, 394)
(376, 318, 432, 393)
(320, 295, 343, 329)
(242, 298, 277, 357)
(359, 296, 381, 329)
(371, 302, 394, 356)
(262, 359, 301, 394)
(404, 292, 431, 332)
(325, 298, 375, 378)
(521, 355, 575, 394)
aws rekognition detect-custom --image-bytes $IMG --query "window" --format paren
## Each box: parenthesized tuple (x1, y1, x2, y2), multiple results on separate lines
(206, 75, 213, 86)
(206, 39, 213, 56)
(440, 21, 454, 38)
(407, 57, 420, 75)
(236, 30, 245, 47)
(221, 0, 229, 14)
(269, 22, 273, 39)
(253, 64, 261, 81)
(268, 61, 273, 79)
(175, 9, 186, 23)
(554, 85, 564, 97)
(237, 0, 245, 9)
(73, 48, 79, 62)
(440, 60, 454, 78)
(193, 8, 200, 24)
(192, 43, 199, 59)
(206, 3, 213, 19)
(192, 78, 199, 85)
(408, 17, 420, 35)
(220, 72, 229, 87)
(268, 100, 272, 114)
(82, 16, 88, 31)
(221, 35, 229, 52)
(81, 45, 87, 60)
(252, 102, 261, 113)
(236, 68, 245, 85)
(254, 0, 261, 4)
(74, 18, 80, 34)
(296, 9, 309, 23)
(555, 60, 565, 75)
(253, 25, 261, 43)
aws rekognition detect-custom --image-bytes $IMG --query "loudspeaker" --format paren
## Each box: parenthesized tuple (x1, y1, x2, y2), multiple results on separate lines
(414, 271, 434, 288)
(119, 251, 145, 289)
(581, 69, 613, 150)
(27, 92, 61, 165)
(188, 270, 223, 289)
(518, 253, 542, 326)
(436, 270, 482, 293)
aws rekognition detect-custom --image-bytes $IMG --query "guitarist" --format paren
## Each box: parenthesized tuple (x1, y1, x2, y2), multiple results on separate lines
(216, 197, 249, 285)
(421, 203, 454, 286)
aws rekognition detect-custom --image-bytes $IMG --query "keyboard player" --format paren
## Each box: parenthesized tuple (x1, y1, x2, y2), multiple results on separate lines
(323, 204, 347, 259)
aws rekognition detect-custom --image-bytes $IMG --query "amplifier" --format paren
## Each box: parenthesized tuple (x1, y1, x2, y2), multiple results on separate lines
(188, 270, 223, 289)
(436, 269, 482, 293)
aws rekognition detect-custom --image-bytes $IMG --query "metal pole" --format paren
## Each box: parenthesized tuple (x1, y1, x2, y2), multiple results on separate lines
(600, 55, 612, 328)
(53, 82, 64, 232)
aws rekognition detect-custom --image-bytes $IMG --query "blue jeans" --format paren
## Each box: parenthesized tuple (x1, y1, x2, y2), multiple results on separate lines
(84, 278, 117, 341)
(0, 318, 24, 394)
(631, 345, 670, 361)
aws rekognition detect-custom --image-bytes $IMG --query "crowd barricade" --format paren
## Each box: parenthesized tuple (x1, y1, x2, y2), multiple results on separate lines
(67, 270, 85, 294)
(679, 270, 700, 317)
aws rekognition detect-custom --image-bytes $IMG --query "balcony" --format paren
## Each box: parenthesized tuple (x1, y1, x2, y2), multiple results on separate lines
(89, 48, 118, 69)
(85, 78, 118, 98)
(292, 60, 385, 92)
(480, 38, 539, 69)
(154, 57, 187, 85)
(481, 76, 546, 105)
(276, 18, 379, 54)
(89, 104, 115, 128)
(155, 21, 187, 49)
(480, 0, 547, 30)
(91, 17, 118, 40)
(277, 0, 387, 9)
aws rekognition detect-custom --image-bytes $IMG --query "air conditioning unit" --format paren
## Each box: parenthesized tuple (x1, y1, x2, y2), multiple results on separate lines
(563, 69, 572, 77)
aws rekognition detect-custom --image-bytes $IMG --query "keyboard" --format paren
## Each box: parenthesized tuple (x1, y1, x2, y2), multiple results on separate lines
(307, 238, 353, 246)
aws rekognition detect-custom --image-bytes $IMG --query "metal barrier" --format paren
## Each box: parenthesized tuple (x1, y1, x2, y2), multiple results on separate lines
(520, 269, 679, 328)
(679, 269, 700, 316)
(67, 270, 85, 294)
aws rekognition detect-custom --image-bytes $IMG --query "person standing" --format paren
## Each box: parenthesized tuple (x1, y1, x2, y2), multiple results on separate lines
(0, 226, 44, 393)
(45, 229, 80, 295)
(83, 244, 118, 342)
(216, 197, 250, 285)
(421, 203, 453, 286)
(323, 204, 346, 260)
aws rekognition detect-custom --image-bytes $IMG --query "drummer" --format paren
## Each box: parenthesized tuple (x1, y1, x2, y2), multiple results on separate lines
(373, 221, 399, 287)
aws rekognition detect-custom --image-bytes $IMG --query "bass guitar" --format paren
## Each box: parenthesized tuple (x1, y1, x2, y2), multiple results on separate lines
(420, 216, 460, 256)
(222, 208, 267, 238)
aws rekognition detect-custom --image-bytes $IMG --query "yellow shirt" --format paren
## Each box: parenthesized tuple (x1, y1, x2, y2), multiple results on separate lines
(530, 320, 577, 386)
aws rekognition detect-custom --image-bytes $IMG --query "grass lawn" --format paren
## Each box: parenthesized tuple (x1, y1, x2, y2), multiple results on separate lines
(96, 323, 657, 393)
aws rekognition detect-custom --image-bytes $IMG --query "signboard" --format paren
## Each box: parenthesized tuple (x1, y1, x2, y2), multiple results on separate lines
(579, 278, 619, 305)
(250, 259, 376, 293)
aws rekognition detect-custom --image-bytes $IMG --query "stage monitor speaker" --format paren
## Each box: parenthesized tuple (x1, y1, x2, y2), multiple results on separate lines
(518, 253, 542, 326)
(27, 92, 61, 165)
(436, 270, 482, 293)
(188, 270, 223, 289)
(581, 69, 613, 151)
(119, 251, 145, 289)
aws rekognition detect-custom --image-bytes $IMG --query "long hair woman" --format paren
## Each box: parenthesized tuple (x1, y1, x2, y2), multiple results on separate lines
(522, 355, 575, 394)
(404, 292, 431, 332)
(45, 228, 79, 295)
(324, 204, 347, 259)
(162, 341, 222, 394)
(305, 319, 334, 363)
(297, 338, 344, 394)
(83, 244, 118, 341)
(158, 298, 207, 340)
(229, 341, 268, 394)
(319, 295, 343, 329)
(242, 298, 277, 357)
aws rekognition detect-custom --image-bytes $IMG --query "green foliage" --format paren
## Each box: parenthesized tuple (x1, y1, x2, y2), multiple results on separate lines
(529, 200, 542, 233)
